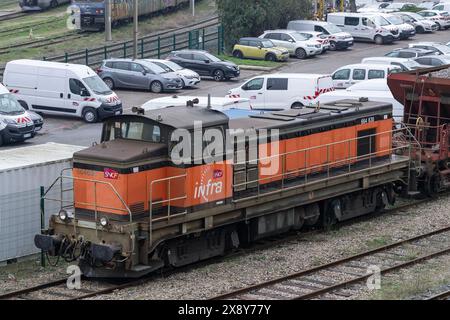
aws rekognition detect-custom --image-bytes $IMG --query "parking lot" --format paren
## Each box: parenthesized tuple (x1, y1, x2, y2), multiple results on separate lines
(6, 30, 450, 150)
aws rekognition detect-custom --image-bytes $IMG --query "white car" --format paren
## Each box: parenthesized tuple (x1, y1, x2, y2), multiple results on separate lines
(395, 12, 438, 33)
(259, 30, 322, 59)
(332, 63, 401, 89)
(414, 55, 450, 67)
(408, 42, 450, 55)
(295, 31, 331, 52)
(418, 10, 450, 30)
(142, 96, 252, 111)
(318, 79, 404, 122)
(361, 57, 421, 71)
(227, 73, 334, 109)
(145, 59, 201, 88)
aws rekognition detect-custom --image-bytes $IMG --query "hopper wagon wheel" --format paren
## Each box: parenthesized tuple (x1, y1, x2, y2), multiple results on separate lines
(419, 173, 442, 197)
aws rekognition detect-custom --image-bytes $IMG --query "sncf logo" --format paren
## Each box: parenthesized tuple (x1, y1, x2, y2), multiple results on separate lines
(104, 168, 119, 180)
(213, 170, 223, 179)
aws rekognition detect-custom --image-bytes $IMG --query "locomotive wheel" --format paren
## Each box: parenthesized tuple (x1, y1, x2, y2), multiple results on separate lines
(50, 0, 58, 8)
(374, 189, 388, 213)
(322, 202, 338, 229)
(0, 134, 3, 147)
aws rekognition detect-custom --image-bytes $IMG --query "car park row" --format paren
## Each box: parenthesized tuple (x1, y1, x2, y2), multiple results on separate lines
(3, 8, 450, 147)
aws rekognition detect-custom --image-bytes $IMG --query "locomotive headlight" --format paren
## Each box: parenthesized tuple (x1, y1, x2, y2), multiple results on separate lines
(100, 217, 109, 227)
(58, 209, 68, 222)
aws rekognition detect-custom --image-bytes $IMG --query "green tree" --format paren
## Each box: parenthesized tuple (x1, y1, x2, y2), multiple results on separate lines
(216, 0, 312, 53)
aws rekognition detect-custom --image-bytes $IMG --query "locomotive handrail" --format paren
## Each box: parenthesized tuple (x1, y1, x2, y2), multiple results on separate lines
(232, 126, 418, 198)
(148, 174, 188, 244)
(43, 175, 133, 238)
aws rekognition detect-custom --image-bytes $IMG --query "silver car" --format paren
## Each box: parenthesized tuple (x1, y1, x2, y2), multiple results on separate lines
(97, 59, 183, 93)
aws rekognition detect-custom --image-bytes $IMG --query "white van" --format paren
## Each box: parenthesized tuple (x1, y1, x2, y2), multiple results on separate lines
(332, 63, 401, 89)
(227, 74, 335, 109)
(318, 79, 404, 122)
(3, 60, 122, 123)
(0, 83, 43, 146)
(142, 96, 252, 111)
(327, 12, 399, 44)
(433, 2, 450, 12)
(286, 20, 354, 50)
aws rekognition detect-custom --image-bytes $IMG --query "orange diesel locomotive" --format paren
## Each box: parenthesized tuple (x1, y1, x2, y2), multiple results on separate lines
(35, 99, 411, 278)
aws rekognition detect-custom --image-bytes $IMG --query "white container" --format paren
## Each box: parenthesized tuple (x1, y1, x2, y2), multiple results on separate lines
(0, 142, 85, 263)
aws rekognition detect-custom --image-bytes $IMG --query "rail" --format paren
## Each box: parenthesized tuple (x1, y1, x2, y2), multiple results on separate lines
(232, 125, 421, 202)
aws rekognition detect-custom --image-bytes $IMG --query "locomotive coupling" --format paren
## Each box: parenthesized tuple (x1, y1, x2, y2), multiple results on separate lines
(34, 234, 62, 255)
(90, 243, 121, 263)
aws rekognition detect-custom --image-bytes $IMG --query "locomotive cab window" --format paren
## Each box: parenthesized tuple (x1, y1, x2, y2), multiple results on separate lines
(103, 120, 162, 143)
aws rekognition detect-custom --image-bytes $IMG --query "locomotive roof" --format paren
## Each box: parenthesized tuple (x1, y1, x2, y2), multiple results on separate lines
(228, 99, 392, 133)
(131, 99, 391, 133)
(139, 105, 229, 129)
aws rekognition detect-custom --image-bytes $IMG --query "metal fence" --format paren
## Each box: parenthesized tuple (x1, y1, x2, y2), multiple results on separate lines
(0, 22, 223, 79)
(0, 168, 73, 264)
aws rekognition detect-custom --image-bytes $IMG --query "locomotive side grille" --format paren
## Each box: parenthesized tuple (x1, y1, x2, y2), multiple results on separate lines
(130, 202, 145, 215)
(233, 171, 247, 192)
(246, 169, 259, 189)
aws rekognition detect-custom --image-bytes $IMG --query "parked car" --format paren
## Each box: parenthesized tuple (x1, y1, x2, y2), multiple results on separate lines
(418, 2, 437, 10)
(361, 57, 422, 71)
(318, 79, 404, 122)
(259, 30, 322, 58)
(286, 20, 354, 50)
(0, 82, 42, 146)
(385, 47, 435, 58)
(227, 74, 334, 109)
(327, 12, 398, 44)
(414, 55, 450, 66)
(408, 42, 450, 55)
(358, 3, 393, 13)
(332, 63, 401, 89)
(98, 58, 183, 93)
(232, 37, 290, 61)
(142, 96, 252, 111)
(417, 10, 450, 29)
(294, 31, 331, 52)
(144, 59, 200, 88)
(167, 50, 240, 81)
(380, 13, 416, 39)
(395, 11, 438, 32)
(433, 2, 450, 11)
(384, 2, 419, 12)
(4, 60, 122, 123)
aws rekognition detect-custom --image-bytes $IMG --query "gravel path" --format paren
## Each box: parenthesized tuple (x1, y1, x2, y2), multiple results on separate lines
(92, 194, 450, 300)
(1, 194, 449, 300)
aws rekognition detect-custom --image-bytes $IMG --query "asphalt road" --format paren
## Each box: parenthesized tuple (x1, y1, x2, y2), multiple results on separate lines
(5, 30, 450, 150)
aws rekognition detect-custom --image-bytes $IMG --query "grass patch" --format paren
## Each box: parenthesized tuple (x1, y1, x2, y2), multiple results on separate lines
(0, 0, 217, 67)
(365, 236, 391, 249)
(218, 54, 282, 68)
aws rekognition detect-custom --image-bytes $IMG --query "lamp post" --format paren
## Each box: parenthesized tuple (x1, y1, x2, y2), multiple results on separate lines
(191, 0, 195, 16)
(105, 0, 112, 42)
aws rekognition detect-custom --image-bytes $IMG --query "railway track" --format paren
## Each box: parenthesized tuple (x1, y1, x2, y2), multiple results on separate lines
(0, 11, 27, 22)
(0, 32, 87, 55)
(0, 196, 447, 300)
(426, 289, 450, 300)
(0, 18, 61, 36)
(211, 225, 450, 300)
